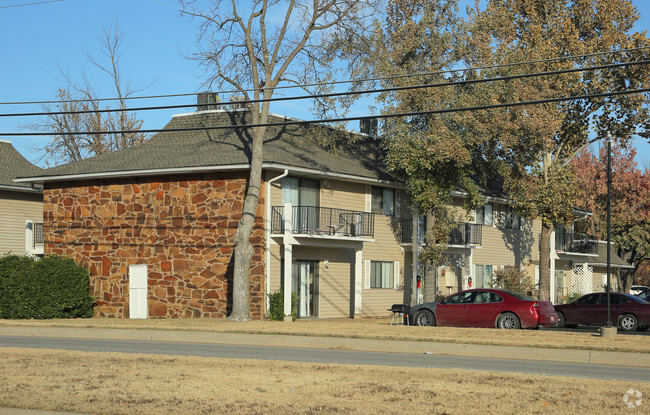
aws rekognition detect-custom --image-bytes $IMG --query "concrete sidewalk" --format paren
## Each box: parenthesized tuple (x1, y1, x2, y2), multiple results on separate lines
(2, 324, 650, 368)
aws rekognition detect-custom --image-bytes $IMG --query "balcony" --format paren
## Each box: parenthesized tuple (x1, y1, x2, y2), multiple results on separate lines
(271, 206, 374, 238)
(555, 231, 598, 255)
(402, 220, 482, 246)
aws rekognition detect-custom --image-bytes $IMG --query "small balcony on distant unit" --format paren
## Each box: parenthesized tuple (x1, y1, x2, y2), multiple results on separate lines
(401, 219, 482, 246)
(271, 205, 374, 238)
(25, 220, 44, 256)
(555, 231, 598, 255)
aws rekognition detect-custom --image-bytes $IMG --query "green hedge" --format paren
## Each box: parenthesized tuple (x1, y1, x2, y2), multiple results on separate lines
(0, 255, 95, 319)
(267, 289, 298, 321)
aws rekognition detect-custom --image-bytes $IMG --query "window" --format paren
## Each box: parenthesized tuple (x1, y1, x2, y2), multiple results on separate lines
(494, 204, 521, 230)
(475, 204, 493, 226)
(474, 265, 494, 289)
(371, 186, 394, 216)
(370, 261, 394, 288)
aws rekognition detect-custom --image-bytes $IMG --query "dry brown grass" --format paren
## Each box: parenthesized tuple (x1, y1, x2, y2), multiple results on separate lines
(0, 347, 647, 415)
(2, 316, 649, 353)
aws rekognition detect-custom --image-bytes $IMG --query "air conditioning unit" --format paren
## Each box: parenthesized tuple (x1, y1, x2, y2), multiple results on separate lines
(360, 118, 378, 136)
(229, 95, 247, 109)
(197, 92, 220, 111)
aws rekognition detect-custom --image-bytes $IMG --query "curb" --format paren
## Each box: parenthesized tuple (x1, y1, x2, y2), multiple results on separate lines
(2, 325, 649, 368)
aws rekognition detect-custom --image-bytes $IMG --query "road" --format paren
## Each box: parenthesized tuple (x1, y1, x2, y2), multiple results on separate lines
(2, 335, 649, 382)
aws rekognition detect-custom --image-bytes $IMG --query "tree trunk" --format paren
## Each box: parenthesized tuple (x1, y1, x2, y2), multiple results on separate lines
(539, 224, 552, 301)
(228, 124, 266, 321)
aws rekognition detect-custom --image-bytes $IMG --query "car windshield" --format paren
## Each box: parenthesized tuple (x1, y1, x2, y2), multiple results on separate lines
(502, 290, 536, 301)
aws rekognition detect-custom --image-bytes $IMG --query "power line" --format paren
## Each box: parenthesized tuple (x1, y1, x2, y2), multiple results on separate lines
(0, 0, 63, 9)
(2, 59, 649, 119)
(3, 87, 648, 137)
(1, 45, 649, 106)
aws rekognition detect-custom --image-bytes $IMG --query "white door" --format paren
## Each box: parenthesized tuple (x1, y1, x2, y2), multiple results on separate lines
(129, 265, 148, 319)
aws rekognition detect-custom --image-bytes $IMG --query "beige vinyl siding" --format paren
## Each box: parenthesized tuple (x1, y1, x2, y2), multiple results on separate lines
(361, 214, 405, 316)
(473, 218, 542, 268)
(320, 179, 366, 211)
(268, 244, 355, 318)
(0, 191, 43, 255)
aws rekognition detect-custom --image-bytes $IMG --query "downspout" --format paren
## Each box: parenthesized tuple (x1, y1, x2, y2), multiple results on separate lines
(265, 169, 289, 314)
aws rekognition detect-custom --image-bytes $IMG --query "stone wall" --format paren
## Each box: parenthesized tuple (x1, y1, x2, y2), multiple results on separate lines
(43, 172, 265, 319)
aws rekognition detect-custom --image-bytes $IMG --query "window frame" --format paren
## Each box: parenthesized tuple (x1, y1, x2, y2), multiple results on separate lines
(371, 186, 395, 216)
(369, 261, 394, 289)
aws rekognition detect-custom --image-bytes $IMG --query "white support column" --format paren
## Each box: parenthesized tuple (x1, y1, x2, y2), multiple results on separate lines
(412, 213, 418, 305)
(550, 229, 557, 304)
(354, 248, 363, 317)
(25, 220, 33, 256)
(283, 203, 293, 322)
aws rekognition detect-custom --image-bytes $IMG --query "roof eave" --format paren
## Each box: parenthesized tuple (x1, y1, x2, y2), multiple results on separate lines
(15, 163, 401, 187)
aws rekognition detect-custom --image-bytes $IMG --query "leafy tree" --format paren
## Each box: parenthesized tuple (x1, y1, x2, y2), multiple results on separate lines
(573, 143, 650, 290)
(330, 0, 488, 301)
(490, 266, 535, 295)
(457, 0, 650, 300)
(31, 19, 148, 166)
(180, 0, 373, 321)
(342, 0, 650, 303)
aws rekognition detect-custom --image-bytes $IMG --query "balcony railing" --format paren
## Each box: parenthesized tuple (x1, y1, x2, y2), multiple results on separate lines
(271, 206, 374, 238)
(555, 232, 598, 254)
(33, 222, 44, 248)
(401, 220, 482, 246)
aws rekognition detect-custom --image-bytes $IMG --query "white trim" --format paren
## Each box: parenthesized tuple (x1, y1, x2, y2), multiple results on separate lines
(13, 164, 252, 183)
(16, 162, 402, 187)
(0, 139, 11, 144)
(393, 261, 400, 289)
(265, 169, 289, 314)
(364, 260, 371, 289)
(0, 184, 42, 193)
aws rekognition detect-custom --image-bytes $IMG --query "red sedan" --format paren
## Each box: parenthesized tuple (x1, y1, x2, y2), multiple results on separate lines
(554, 292, 650, 332)
(407, 289, 558, 329)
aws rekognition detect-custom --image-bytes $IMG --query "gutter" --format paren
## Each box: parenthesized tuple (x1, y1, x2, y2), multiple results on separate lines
(265, 169, 288, 314)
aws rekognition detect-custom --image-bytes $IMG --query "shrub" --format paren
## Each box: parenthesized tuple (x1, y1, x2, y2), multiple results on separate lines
(490, 266, 535, 294)
(0, 255, 94, 319)
(267, 289, 298, 321)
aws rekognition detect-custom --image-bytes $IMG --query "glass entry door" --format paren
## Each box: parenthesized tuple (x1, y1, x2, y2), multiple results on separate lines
(292, 260, 318, 318)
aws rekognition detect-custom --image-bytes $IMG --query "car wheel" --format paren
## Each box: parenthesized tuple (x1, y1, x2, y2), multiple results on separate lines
(556, 311, 566, 328)
(497, 312, 521, 329)
(618, 314, 639, 332)
(414, 310, 436, 326)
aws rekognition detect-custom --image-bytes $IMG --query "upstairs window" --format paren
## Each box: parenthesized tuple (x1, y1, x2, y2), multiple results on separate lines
(371, 186, 395, 216)
(475, 204, 493, 226)
(494, 204, 521, 230)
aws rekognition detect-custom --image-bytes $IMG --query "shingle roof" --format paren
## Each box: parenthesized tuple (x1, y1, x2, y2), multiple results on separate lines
(17, 110, 392, 183)
(0, 140, 43, 189)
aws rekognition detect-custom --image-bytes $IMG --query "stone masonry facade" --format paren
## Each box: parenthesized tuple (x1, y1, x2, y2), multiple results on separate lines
(43, 172, 265, 319)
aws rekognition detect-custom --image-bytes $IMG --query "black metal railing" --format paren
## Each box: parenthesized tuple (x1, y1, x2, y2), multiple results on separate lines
(555, 231, 598, 254)
(33, 222, 44, 248)
(271, 206, 374, 238)
(401, 220, 482, 246)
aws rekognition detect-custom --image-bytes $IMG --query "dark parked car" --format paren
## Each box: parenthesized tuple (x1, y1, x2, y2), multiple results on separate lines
(407, 289, 558, 329)
(554, 292, 650, 332)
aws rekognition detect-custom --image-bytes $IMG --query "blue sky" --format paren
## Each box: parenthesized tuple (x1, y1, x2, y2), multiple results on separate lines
(1, 0, 649, 168)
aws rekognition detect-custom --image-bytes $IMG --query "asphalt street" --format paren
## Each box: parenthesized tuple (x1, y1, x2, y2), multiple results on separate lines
(2, 335, 649, 382)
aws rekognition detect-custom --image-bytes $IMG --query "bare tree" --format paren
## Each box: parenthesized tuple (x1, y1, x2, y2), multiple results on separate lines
(180, 0, 373, 321)
(32, 19, 148, 166)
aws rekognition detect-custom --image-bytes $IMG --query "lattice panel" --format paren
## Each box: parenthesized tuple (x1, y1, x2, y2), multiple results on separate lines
(570, 266, 593, 295)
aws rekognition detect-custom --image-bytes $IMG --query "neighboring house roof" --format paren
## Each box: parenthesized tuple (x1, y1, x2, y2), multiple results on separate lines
(0, 140, 43, 193)
(15, 110, 393, 185)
